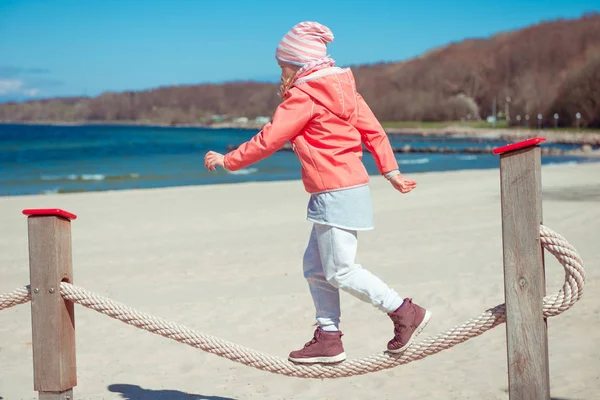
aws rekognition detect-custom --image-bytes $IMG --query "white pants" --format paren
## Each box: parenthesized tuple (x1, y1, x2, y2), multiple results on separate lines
(303, 224, 404, 330)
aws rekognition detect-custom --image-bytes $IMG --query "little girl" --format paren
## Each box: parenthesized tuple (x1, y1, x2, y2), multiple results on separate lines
(205, 21, 431, 364)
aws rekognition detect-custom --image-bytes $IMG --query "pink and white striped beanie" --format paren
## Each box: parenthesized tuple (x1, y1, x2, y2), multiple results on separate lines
(276, 21, 335, 75)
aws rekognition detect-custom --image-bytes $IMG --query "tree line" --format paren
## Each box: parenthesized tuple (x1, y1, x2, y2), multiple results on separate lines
(1, 13, 599, 128)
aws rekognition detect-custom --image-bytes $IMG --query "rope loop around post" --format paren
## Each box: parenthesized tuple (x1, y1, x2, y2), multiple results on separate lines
(0, 224, 586, 379)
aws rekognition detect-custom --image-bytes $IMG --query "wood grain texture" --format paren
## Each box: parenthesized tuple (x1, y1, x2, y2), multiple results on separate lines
(499, 146, 550, 400)
(27, 215, 77, 392)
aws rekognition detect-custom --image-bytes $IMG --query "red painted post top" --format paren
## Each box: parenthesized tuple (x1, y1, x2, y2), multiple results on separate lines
(492, 137, 546, 155)
(22, 209, 77, 220)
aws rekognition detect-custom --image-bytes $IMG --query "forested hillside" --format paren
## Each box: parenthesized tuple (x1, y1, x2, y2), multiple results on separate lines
(1, 13, 599, 127)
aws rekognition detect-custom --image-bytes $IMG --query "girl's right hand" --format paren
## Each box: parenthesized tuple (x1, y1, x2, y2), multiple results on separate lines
(204, 151, 225, 171)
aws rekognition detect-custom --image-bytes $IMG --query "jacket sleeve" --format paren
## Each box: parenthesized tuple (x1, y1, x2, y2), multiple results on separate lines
(223, 90, 313, 171)
(353, 93, 399, 175)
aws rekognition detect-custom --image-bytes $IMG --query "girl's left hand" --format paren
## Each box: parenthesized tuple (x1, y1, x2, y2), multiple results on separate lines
(204, 151, 225, 171)
(390, 173, 417, 194)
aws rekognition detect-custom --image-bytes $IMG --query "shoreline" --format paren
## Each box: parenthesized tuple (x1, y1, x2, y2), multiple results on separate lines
(385, 126, 600, 146)
(4, 122, 600, 200)
(270, 143, 600, 158)
(3, 157, 599, 199)
(2, 120, 600, 146)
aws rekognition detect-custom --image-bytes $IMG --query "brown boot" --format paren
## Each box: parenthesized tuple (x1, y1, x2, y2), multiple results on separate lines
(288, 327, 347, 364)
(387, 298, 431, 353)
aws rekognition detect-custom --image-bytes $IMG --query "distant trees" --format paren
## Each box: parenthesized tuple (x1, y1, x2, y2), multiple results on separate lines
(353, 12, 600, 127)
(0, 13, 599, 127)
(547, 54, 600, 128)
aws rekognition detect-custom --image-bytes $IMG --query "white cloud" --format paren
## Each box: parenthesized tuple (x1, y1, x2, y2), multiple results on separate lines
(0, 79, 42, 97)
(23, 88, 40, 96)
(0, 79, 23, 95)
(0, 68, 60, 99)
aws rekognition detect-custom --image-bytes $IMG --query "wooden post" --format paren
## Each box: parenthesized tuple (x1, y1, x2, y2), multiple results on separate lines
(493, 138, 550, 400)
(23, 209, 78, 400)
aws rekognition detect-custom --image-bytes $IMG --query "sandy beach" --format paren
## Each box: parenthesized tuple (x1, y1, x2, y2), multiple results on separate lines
(1, 162, 599, 400)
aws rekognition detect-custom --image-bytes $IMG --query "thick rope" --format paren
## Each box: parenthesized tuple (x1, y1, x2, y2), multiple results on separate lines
(0, 225, 586, 379)
(0, 285, 30, 311)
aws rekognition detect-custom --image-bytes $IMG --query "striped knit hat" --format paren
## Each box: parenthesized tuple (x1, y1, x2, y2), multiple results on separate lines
(276, 21, 334, 66)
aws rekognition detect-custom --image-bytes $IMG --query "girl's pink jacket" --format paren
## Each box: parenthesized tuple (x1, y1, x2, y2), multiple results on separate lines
(223, 67, 399, 194)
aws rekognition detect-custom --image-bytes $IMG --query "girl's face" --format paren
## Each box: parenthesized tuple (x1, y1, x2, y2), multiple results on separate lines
(278, 61, 301, 98)
(278, 61, 300, 82)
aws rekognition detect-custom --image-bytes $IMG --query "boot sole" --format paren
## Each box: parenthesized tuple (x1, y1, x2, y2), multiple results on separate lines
(388, 309, 432, 354)
(288, 352, 347, 364)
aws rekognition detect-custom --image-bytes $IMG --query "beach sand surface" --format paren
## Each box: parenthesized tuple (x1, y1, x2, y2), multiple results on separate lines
(1, 162, 599, 400)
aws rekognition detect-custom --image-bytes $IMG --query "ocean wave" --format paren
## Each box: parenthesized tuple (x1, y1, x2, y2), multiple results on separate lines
(39, 187, 91, 195)
(40, 173, 140, 181)
(546, 161, 579, 167)
(399, 158, 430, 165)
(458, 155, 478, 161)
(226, 167, 258, 175)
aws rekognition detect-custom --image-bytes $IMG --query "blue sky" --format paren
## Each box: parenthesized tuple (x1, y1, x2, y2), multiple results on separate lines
(0, 0, 598, 102)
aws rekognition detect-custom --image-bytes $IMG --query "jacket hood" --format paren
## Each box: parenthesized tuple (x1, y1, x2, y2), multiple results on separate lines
(292, 67, 357, 121)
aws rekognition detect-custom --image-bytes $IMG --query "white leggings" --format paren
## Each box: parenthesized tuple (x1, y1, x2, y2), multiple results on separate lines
(303, 224, 404, 330)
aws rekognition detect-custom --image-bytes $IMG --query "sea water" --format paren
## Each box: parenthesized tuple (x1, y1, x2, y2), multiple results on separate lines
(0, 124, 594, 197)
